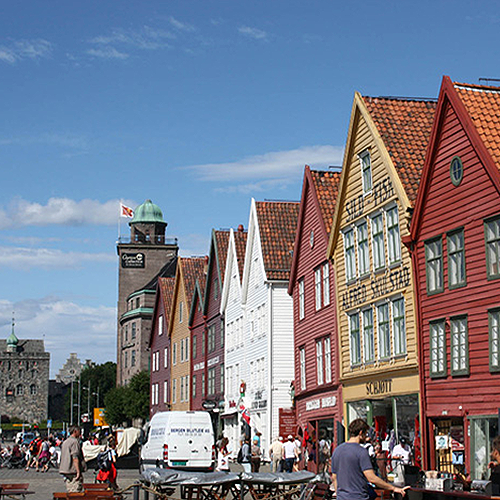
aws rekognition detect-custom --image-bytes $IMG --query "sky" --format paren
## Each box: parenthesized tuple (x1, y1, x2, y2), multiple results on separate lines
(0, 0, 499, 376)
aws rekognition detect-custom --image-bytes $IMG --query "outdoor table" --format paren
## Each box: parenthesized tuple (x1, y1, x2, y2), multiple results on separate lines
(141, 469, 241, 500)
(240, 471, 316, 500)
(407, 487, 500, 500)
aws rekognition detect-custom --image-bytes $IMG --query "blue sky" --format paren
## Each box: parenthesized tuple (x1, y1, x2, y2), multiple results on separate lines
(0, 0, 498, 376)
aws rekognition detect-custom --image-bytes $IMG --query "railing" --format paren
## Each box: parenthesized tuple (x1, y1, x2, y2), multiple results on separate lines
(117, 236, 178, 245)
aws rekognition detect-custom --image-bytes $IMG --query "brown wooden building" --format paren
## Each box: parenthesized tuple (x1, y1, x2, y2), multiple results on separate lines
(407, 77, 500, 479)
(288, 166, 343, 469)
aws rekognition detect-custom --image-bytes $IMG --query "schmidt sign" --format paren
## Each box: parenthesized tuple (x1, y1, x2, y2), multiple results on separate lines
(121, 253, 145, 268)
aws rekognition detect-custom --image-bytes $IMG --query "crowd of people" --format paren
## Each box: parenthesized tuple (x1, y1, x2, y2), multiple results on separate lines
(0, 434, 61, 471)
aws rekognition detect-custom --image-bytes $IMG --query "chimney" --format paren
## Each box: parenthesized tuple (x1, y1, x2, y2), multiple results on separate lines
(238, 224, 244, 232)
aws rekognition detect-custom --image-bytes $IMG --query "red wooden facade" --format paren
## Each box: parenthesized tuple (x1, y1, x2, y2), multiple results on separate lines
(189, 282, 206, 411)
(149, 277, 175, 416)
(288, 167, 342, 468)
(409, 77, 500, 479)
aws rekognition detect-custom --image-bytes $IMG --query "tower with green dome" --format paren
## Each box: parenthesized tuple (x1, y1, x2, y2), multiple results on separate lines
(116, 200, 178, 386)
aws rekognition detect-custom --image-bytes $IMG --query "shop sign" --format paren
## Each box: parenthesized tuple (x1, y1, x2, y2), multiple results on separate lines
(279, 408, 296, 438)
(229, 400, 237, 408)
(207, 356, 219, 367)
(306, 399, 321, 411)
(306, 396, 337, 411)
(251, 400, 267, 409)
(121, 252, 145, 268)
(193, 362, 205, 371)
(322, 396, 336, 408)
(366, 378, 393, 396)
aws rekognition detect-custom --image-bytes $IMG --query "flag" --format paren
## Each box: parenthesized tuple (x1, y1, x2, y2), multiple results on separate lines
(239, 402, 251, 425)
(120, 203, 134, 218)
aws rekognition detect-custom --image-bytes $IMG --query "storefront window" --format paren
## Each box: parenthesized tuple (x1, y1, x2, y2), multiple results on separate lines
(470, 416, 499, 480)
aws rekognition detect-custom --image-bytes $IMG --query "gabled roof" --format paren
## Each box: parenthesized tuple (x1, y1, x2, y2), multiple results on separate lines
(181, 257, 207, 313)
(289, 166, 341, 293)
(310, 169, 342, 234)
(148, 276, 175, 347)
(410, 76, 500, 240)
(255, 200, 299, 281)
(234, 228, 247, 279)
(362, 96, 437, 205)
(328, 92, 436, 257)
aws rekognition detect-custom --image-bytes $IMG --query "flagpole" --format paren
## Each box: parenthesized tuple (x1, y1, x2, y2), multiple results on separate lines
(118, 201, 121, 242)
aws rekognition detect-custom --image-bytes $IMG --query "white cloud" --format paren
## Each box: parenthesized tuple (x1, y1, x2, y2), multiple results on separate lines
(238, 26, 269, 41)
(169, 16, 196, 32)
(0, 132, 88, 150)
(0, 39, 52, 64)
(0, 246, 114, 270)
(0, 197, 137, 229)
(177, 233, 210, 257)
(0, 297, 116, 377)
(185, 145, 344, 182)
(214, 179, 290, 194)
(86, 47, 129, 60)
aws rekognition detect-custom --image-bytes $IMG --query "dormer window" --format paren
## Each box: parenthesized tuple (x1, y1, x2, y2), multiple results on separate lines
(360, 150, 372, 194)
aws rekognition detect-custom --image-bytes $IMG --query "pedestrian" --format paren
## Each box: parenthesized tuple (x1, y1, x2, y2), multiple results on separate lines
(96, 436, 118, 490)
(294, 436, 302, 470)
(216, 437, 230, 472)
(251, 438, 261, 472)
(283, 435, 297, 473)
(36, 437, 51, 472)
(239, 437, 252, 473)
(268, 436, 283, 473)
(331, 419, 408, 500)
(59, 426, 86, 492)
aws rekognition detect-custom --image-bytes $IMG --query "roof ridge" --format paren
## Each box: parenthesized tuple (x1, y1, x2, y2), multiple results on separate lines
(364, 95, 437, 102)
(454, 81, 500, 93)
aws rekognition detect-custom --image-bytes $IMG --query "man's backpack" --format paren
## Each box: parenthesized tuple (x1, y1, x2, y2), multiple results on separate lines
(97, 450, 112, 472)
(236, 447, 244, 464)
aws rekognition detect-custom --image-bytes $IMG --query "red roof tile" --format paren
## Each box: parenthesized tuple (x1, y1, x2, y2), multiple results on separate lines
(234, 228, 247, 280)
(454, 81, 500, 169)
(181, 257, 207, 311)
(158, 277, 175, 326)
(214, 230, 230, 285)
(363, 96, 437, 205)
(255, 201, 299, 281)
(309, 170, 341, 234)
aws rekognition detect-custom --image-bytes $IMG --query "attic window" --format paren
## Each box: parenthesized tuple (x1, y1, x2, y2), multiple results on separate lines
(450, 156, 463, 186)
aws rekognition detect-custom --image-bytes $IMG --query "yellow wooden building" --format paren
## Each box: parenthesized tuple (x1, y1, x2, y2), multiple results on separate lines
(326, 93, 436, 441)
(168, 256, 207, 411)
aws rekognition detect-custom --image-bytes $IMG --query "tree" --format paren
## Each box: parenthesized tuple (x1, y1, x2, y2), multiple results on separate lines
(104, 371, 150, 426)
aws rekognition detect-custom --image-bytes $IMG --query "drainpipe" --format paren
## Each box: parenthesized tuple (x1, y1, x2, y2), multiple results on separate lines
(267, 283, 273, 460)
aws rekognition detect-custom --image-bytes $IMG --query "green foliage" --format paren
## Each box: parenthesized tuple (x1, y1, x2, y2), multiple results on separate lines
(104, 371, 150, 426)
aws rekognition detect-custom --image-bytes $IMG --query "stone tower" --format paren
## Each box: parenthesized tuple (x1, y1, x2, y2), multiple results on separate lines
(116, 200, 178, 386)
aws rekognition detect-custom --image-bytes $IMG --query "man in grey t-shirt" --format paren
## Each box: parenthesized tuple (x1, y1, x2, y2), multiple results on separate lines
(59, 426, 86, 492)
(331, 419, 408, 500)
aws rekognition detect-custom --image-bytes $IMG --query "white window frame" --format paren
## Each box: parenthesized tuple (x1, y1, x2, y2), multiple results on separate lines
(359, 150, 372, 194)
(322, 263, 330, 306)
(316, 339, 324, 385)
(385, 205, 401, 265)
(392, 298, 406, 356)
(377, 302, 391, 360)
(164, 347, 169, 368)
(158, 315, 164, 336)
(315, 267, 322, 310)
(344, 228, 356, 282)
(298, 279, 305, 320)
(164, 380, 168, 404)
(349, 312, 361, 366)
(357, 221, 370, 276)
(490, 309, 500, 372)
(425, 237, 444, 294)
(173, 343, 177, 365)
(371, 213, 386, 270)
(448, 228, 466, 288)
(300, 347, 306, 390)
(363, 308, 375, 363)
(324, 337, 332, 383)
(179, 301, 183, 323)
(172, 378, 177, 404)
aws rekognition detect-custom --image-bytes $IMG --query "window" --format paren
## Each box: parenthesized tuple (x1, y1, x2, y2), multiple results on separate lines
(357, 222, 369, 276)
(179, 301, 183, 323)
(371, 214, 386, 270)
(192, 336, 197, 360)
(220, 363, 224, 392)
(221, 319, 225, 348)
(180, 377, 185, 402)
(344, 229, 356, 281)
(316, 340, 324, 385)
(164, 381, 169, 404)
(154, 383, 159, 405)
(16, 384, 23, 396)
(450, 316, 468, 375)
(392, 298, 406, 356)
(386, 206, 401, 265)
(124, 351, 128, 368)
(180, 339, 184, 363)
(131, 350, 136, 366)
(158, 315, 164, 336)
(172, 379, 177, 403)
(324, 337, 332, 383)
(208, 367, 216, 395)
(164, 347, 169, 368)
(192, 375, 197, 398)
(360, 150, 372, 193)
(490, 309, 500, 372)
(485, 216, 500, 279)
(450, 156, 464, 186)
(173, 343, 177, 365)
(448, 229, 466, 288)
(184, 375, 189, 401)
(202, 373, 205, 398)
(349, 313, 361, 366)
(323, 264, 330, 306)
(299, 279, 305, 319)
(425, 237, 444, 294)
(30, 384, 36, 395)
(363, 308, 375, 363)
(315, 268, 322, 310)
(430, 320, 446, 378)
(214, 278, 218, 299)
(378, 303, 391, 359)
(300, 347, 306, 390)
(131, 322, 136, 339)
(208, 325, 216, 353)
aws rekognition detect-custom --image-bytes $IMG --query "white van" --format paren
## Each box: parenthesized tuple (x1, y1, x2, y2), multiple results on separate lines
(139, 411, 215, 472)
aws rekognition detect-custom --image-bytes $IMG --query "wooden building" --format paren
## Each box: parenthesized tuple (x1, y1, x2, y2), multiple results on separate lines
(327, 93, 436, 447)
(407, 77, 500, 479)
(149, 276, 175, 415)
(288, 166, 343, 469)
(168, 257, 207, 410)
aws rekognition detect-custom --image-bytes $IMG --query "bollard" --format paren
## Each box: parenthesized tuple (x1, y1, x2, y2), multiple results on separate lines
(133, 484, 140, 500)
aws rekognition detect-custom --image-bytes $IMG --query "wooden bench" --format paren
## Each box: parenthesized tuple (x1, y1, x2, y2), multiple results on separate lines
(53, 490, 116, 500)
(0, 484, 33, 500)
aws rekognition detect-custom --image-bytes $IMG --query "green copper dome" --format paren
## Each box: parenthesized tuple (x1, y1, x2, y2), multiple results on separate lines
(7, 329, 18, 348)
(130, 200, 166, 225)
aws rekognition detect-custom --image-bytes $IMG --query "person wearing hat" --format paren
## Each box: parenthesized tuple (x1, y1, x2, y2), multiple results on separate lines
(283, 435, 298, 472)
(269, 437, 283, 473)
